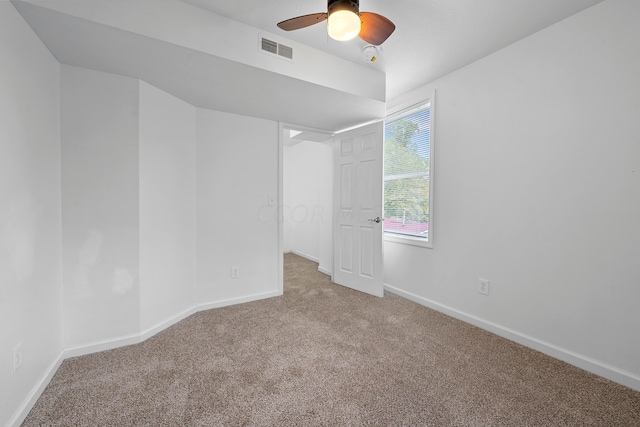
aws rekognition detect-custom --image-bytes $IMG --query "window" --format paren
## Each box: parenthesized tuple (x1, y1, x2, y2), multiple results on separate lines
(384, 100, 433, 247)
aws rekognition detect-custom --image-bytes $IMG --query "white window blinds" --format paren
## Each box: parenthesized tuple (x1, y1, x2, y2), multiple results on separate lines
(383, 102, 431, 240)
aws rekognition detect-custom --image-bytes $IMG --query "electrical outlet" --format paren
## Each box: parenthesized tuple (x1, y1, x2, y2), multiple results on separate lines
(479, 278, 490, 296)
(13, 343, 23, 373)
(231, 266, 240, 278)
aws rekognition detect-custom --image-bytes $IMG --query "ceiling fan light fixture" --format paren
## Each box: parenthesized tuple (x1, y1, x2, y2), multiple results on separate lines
(327, 0, 361, 41)
(277, 0, 394, 46)
(328, 9, 361, 41)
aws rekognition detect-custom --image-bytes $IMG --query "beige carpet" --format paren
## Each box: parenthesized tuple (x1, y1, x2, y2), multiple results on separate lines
(23, 253, 640, 426)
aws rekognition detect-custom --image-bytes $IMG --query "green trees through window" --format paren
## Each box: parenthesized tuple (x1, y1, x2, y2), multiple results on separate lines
(383, 104, 431, 240)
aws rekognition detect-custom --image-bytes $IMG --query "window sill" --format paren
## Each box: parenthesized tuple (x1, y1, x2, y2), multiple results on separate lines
(384, 234, 433, 249)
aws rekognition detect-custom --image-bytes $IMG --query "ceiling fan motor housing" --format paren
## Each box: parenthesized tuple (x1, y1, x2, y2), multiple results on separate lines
(328, 0, 360, 16)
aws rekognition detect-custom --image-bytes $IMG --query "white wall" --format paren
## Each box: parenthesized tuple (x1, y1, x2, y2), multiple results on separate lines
(384, 0, 640, 390)
(59, 67, 283, 351)
(0, 4, 62, 426)
(139, 81, 197, 333)
(22, 0, 386, 102)
(282, 145, 293, 253)
(5, 5, 638, 427)
(197, 109, 280, 305)
(60, 65, 141, 348)
(284, 141, 333, 274)
(60, 63, 283, 345)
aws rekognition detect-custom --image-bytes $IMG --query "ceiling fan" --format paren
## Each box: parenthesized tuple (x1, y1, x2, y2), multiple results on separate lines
(277, 0, 395, 45)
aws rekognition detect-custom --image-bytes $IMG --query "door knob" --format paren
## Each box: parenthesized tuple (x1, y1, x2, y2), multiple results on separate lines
(368, 217, 381, 223)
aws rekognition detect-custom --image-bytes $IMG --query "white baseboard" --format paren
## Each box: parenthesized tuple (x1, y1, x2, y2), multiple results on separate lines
(384, 283, 640, 392)
(8, 350, 65, 427)
(198, 290, 282, 311)
(8, 290, 282, 426)
(291, 250, 319, 264)
(318, 265, 332, 276)
(290, 251, 332, 276)
(63, 332, 142, 359)
(64, 291, 282, 359)
(139, 306, 198, 343)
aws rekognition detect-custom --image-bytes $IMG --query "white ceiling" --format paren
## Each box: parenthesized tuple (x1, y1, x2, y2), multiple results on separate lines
(13, 0, 604, 131)
(182, 0, 604, 100)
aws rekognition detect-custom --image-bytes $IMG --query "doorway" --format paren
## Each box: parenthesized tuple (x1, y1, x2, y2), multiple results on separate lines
(281, 126, 334, 279)
(278, 121, 384, 298)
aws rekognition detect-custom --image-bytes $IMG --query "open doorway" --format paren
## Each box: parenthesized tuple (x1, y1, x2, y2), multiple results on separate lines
(281, 126, 334, 280)
(279, 122, 384, 297)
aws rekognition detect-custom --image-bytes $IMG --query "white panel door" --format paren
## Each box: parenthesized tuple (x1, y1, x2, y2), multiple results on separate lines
(333, 122, 384, 297)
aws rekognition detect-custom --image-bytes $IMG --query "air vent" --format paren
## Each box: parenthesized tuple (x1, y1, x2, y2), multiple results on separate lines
(260, 37, 294, 61)
(261, 38, 278, 55)
(278, 44, 293, 60)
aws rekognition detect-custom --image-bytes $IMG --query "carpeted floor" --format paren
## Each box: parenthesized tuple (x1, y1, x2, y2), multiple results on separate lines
(23, 253, 640, 426)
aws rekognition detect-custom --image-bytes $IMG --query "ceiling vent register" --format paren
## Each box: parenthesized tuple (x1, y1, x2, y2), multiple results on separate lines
(261, 37, 293, 60)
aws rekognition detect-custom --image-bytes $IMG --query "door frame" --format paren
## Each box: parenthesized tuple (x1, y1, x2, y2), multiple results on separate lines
(278, 119, 386, 296)
(277, 122, 335, 294)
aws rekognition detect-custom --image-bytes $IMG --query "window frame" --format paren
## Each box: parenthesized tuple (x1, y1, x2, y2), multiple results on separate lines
(383, 95, 435, 249)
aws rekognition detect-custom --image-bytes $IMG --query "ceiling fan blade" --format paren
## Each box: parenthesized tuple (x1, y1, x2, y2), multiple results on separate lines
(358, 12, 396, 45)
(277, 13, 328, 31)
